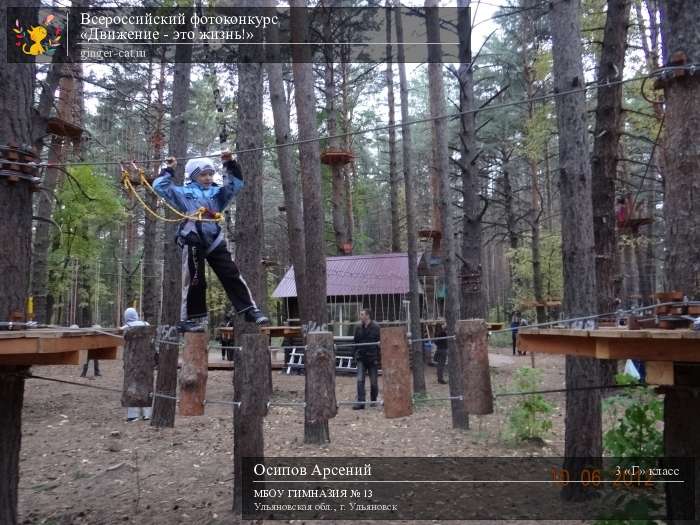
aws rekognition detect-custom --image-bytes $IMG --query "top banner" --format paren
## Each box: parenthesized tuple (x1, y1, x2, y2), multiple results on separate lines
(6, 6, 468, 63)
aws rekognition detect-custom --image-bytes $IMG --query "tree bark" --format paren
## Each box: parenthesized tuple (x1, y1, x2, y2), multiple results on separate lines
(549, 0, 602, 500)
(303, 332, 337, 444)
(457, 320, 492, 415)
(142, 57, 167, 324)
(381, 326, 412, 418)
(426, 0, 466, 429)
(0, 2, 35, 325)
(233, 334, 270, 511)
(395, 2, 425, 395)
(591, 0, 630, 386)
(323, 7, 350, 256)
(121, 325, 155, 407)
(265, 58, 308, 312)
(151, 326, 179, 428)
(0, 367, 27, 525)
(659, 0, 700, 300)
(235, 4, 266, 339)
(658, 1, 700, 520)
(291, 0, 327, 327)
(161, 26, 192, 327)
(179, 332, 208, 416)
(458, 0, 486, 319)
(386, 4, 401, 253)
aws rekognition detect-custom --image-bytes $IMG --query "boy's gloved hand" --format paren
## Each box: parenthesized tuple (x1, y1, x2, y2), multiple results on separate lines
(221, 150, 242, 181)
(163, 157, 177, 175)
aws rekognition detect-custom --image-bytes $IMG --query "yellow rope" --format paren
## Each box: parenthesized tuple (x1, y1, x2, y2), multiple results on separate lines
(121, 170, 224, 224)
(121, 172, 181, 223)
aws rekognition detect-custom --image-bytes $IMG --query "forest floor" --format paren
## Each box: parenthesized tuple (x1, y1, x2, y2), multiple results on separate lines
(17, 346, 594, 525)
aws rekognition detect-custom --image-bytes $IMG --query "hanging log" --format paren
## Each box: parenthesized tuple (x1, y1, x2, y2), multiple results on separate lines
(179, 332, 208, 416)
(151, 325, 179, 428)
(380, 326, 413, 418)
(121, 325, 155, 407)
(304, 331, 337, 444)
(456, 319, 493, 415)
(233, 333, 270, 511)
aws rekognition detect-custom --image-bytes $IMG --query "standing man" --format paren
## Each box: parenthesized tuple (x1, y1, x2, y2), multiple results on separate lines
(434, 322, 448, 384)
(353, 309, 381, 409)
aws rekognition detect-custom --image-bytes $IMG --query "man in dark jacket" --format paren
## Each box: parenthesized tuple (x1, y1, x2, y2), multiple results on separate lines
(353, 309, 381, 409)
(434, 322, 448, 384)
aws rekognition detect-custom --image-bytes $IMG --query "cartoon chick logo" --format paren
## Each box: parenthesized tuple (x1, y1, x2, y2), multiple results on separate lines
(12, 14, 62, 56)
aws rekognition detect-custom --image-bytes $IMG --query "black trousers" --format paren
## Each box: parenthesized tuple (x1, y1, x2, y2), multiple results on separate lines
(181, 242, 257, 320)
(356, 358, 379, 402)
(434, 347, 447, 381)
(81, 359, 100, 376)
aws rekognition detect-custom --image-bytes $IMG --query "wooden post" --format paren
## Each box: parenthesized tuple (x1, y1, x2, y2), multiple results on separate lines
(179, 332, 208, 416)
(381, 326, 413, 418)
(304, 331, 337, 444)
(233, 333, 270, 511)
(121, 325, 155, 408)
(456, 320, 493, 415)
(151, 325, 179, 428)
(0, 366, 27, 525)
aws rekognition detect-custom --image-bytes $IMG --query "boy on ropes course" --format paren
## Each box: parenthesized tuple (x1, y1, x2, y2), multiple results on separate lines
(153, 152, 269, 332)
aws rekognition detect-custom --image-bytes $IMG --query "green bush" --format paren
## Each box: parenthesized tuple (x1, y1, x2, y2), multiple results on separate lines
(602, 373, 663, 461)
(505, 367, 554, 442)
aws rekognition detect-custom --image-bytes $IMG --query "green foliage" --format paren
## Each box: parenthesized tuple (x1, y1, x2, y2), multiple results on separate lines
(49, 166, 125, 307)
(505, 367, 554, 442)
(602, 373, 663, 462)
(507, 232, 563, 312)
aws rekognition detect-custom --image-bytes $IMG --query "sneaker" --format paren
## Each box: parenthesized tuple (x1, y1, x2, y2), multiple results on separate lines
(352, 403, 365, 410)
(243, 308, 270, 326)
(177, 319, 206, 333)
(126, 417, 138, 422)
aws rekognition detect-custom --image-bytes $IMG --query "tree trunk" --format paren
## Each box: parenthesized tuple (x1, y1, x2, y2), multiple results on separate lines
(341, 58, 354, 252)
(0, 8, 35, 520)
(426, 0, 466, 429)
(381, 326, 412, 418)
(659, 1, 700, 520)
(591, 0, 630, 386)
(395, 2, 425, 394)
(160, 26, 192, 327)
(179, 332, 208, 416)
(549, 0, 602, 501)
(304, 332, 337, 444)
(265, 57, 308, 313)
(386, 5, 401, 253)
(291, 0, 327, 327)
(233, 334, 270, 511)
(458, 0, 485, 319)
(143, 57, 167, 324)
(121, 325, 155, 407)
(235, 7, 265, 339)
(457, 320, 492, 415)
(0, 367, 27, 525)
(322, 8, 350, 256)
(659, 0, 700, 300)
(151, 326, 179, 428)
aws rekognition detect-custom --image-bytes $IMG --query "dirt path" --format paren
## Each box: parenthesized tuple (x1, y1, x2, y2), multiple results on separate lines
(17, 348, 581, 524)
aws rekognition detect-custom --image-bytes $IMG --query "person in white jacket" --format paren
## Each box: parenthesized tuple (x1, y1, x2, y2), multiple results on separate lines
(121, 308, 153, 422)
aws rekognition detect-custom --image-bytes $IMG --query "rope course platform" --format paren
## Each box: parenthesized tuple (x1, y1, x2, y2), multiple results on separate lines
(518, 328, 700, 386)
(0, 328, 123, 366)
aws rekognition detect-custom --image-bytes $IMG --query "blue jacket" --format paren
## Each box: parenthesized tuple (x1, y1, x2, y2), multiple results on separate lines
(153, 160, 244, 252)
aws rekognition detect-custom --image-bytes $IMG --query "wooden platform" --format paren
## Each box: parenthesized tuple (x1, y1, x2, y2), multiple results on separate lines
(0, 328, 123, 366)
(518, 328, 700, 385)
